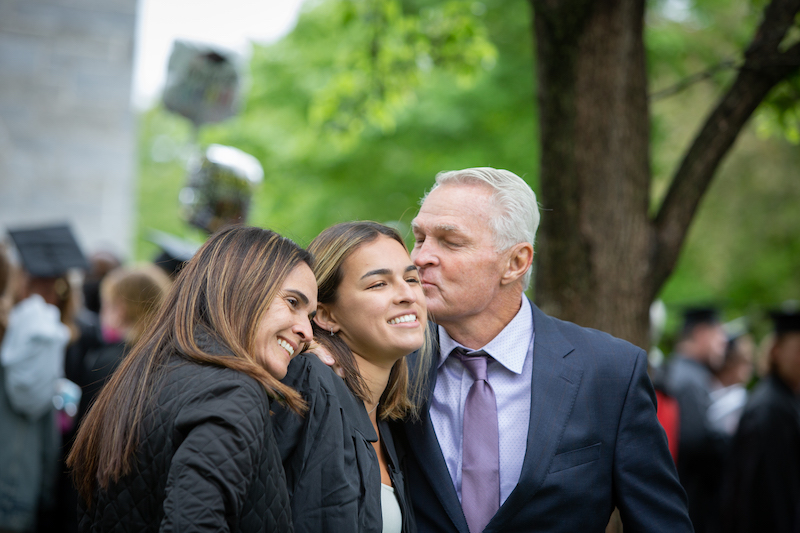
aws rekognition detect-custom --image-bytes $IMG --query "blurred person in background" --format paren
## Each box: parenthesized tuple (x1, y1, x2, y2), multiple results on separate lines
(649, 300, 681, 463)
(62, 249, 123, 390)
(718, 307, 800, 533)
(68, 226, 315, 532)
(76, 263, 172, 417)
(708, 321, 755, 437)
(0, 225, 87, 533)
(663, 306, 731, 532)
(56, 263, 172, 533)
(80, 250, 122, 316)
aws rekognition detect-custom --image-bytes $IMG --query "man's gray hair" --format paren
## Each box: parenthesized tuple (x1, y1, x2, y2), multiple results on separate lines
(423, 167, 540, 288)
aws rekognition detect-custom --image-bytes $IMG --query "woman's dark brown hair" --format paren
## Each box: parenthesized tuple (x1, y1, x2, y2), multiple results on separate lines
(68, 226, 312, 505)
(308, 221, 430, 421)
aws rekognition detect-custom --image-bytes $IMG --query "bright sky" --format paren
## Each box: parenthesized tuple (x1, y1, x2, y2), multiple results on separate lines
(132, 0, 305, 109)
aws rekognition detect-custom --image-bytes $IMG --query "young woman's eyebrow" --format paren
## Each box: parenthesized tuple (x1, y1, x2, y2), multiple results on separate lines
(360, 268, 391, 280)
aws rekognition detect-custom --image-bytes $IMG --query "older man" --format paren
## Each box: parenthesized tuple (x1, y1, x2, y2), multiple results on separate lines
(396, 167, 691, 532)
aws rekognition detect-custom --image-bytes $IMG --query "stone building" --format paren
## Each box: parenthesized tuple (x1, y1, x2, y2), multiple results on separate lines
(0, 0, 138, 261)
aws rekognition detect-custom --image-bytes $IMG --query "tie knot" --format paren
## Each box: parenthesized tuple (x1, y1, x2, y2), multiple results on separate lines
(451, 348, 490, 382)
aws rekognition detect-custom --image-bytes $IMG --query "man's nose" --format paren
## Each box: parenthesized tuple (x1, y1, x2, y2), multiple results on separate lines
(412, 240, 436, 267)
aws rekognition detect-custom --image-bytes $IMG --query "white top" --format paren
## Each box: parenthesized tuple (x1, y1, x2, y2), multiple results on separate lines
(381, 483, 402, 533)
(0, 294, 69, 419)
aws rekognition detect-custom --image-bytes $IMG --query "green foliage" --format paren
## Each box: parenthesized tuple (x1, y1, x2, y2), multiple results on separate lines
(306, 0, 497, 144)
(755, 74, 800, 144)
(136, 0, 536, 251)
(135, 0, 798, 340)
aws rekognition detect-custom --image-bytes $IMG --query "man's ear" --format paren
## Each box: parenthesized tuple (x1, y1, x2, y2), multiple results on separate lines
(313, 304, 340, 334)
(500, 242, 533, 286)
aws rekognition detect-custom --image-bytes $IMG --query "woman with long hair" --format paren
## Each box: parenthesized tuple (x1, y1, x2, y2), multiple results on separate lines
(272, 221, 429, 533)
(68, 225, 317, 532)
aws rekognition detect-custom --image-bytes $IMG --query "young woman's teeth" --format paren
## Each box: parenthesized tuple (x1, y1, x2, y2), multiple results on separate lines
(388, 314, 416, 325)
(278, 339, 295, 356)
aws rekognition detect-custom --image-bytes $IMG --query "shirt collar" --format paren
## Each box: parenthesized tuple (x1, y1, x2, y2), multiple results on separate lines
(437, 295, 534, 375)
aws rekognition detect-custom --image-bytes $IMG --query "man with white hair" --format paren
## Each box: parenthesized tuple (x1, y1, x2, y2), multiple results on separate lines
(396, 167, 691, 532)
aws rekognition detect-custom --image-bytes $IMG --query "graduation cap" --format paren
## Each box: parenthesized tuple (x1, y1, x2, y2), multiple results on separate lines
(769, 303, 800, 335)
(7, 224, 88, 278)
(148, 230, 201, 279)
(682, 306, 721, 328)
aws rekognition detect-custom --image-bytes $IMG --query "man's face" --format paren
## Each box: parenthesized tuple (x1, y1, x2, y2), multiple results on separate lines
(410, 183, 509, 328)
(697, 323, 728, 370)
(772, 332, 800, 391)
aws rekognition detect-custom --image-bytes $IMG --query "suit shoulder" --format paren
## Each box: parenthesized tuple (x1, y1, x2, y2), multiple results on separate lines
(546, 314, 644, 357)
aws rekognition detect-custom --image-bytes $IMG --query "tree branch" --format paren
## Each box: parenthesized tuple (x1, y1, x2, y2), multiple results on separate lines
(652, 0, 800, 289)
(650, 60, 740, 101)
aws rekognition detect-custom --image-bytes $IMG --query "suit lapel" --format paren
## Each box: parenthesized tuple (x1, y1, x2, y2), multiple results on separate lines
(491, 303, 582, 525)
(405, 345, 471, 533)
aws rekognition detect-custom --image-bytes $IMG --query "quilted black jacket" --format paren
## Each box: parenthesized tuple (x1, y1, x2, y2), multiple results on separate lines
(78, 356, 293, 532)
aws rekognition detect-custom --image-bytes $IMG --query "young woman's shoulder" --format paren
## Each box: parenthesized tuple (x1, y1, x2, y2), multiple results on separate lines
(272, 354, 362, 461)
(282, 353, 355, 401)
(159, 360, 272, 428)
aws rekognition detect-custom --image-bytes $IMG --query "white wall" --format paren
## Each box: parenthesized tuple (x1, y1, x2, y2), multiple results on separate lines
(0, 0, 138, 261)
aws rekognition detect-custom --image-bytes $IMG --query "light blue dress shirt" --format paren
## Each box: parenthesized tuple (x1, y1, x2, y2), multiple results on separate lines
(430, 296, 534, 506)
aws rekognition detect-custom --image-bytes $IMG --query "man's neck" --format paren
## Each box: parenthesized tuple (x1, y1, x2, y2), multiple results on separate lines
(440, 291, 524, 350)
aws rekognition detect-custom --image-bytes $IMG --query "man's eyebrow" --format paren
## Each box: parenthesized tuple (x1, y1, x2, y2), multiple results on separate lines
(285, 289, 309, 305)
(434, 223, 460, 232)
(411, 220, 460, 232)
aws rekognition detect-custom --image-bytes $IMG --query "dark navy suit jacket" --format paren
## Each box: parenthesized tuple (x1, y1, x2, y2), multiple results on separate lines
(395, 302, 693, 532)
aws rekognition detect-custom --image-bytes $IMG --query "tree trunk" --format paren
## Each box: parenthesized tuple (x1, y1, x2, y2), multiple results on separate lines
(533, 0, 654, 348)
(531, 0, 800, 349)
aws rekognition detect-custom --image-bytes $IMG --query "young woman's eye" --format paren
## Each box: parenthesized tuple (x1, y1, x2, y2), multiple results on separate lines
(286, 297, 299, 308)
(406, 277, 420, 284)
(367, 282, 386, 290)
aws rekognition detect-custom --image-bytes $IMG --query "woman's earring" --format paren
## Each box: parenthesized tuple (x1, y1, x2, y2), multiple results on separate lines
(330, 328, 334, 336)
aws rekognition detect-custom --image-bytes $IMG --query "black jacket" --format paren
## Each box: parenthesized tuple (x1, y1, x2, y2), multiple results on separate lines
(663, 354, 729, 532)
(79, 355, 293, 532)
(272, 354, 416, 533)
(719, 375, 800, 533)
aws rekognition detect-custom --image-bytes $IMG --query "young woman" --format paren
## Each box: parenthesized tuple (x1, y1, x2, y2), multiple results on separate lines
(272, 221, 429, 533)
(68, 225, 317, 532)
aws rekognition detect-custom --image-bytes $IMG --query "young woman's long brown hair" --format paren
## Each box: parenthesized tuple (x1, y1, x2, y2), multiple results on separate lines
(68, 226, 311, 505)
(308, 221, 431, 421)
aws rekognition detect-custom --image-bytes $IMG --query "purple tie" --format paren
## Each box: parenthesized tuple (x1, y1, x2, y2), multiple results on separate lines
(452, 348, 500, 533)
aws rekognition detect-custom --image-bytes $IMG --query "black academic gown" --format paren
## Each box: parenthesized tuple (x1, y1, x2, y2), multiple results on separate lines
(718, 375, 800, 533)
(664, 354, 729, 532)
